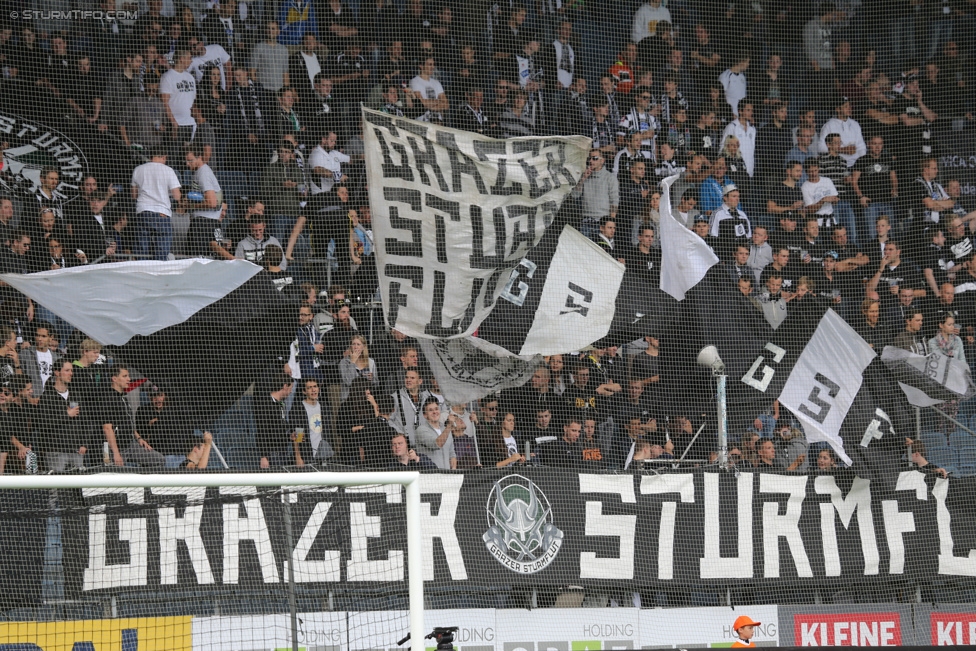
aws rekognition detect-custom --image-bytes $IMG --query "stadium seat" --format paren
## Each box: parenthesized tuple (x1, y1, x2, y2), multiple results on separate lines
(215, 170, 247, 219)
(948, 430, 976, 477)
(919, 430, 957, 474)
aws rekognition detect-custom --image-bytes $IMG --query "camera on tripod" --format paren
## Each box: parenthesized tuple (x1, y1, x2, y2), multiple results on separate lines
(397, 626, 459, 650)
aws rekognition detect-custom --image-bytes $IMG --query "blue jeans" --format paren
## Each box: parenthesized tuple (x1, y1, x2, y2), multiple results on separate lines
(136, 211, 173, 260)
(864, 202, 896, 242)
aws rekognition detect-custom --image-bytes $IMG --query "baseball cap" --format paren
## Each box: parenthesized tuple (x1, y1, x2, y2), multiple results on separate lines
(722, 183, 738, 196)
(836, 95, 851, 107)
(825, 250, 840, 259)
(733, 615, 762, 631)
(693, 214, 709, 224)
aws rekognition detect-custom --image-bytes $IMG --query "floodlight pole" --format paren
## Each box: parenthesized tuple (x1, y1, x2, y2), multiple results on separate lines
(715, 370, 729, 470)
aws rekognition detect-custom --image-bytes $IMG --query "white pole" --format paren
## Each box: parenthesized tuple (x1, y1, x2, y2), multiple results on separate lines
(405, 475, 425, 651)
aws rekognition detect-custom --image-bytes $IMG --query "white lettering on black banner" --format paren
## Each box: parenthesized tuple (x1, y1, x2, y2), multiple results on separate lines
(363, 108, 589, 340)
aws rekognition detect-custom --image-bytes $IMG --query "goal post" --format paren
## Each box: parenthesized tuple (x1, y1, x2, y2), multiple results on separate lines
(0, 471, 426, 651)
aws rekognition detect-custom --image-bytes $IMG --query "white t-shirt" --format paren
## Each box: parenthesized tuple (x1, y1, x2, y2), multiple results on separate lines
(301, 51, 321, 87)
(409, 75, 446, 122)
(503, 434, 518, 457)
(631, 3, 672, 43)
(35, 349, 53, 389)
(189, 44, 232, 90)
(802, 176, 839, 216)
(302, 400, 324, 454)
(308, 145, 350, 194)
(192, 164, 223, 220)
(159, 68, 197, 127)
(131, 161, 181, 217)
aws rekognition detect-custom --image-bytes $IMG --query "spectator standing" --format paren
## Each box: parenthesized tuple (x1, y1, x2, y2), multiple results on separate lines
(388, 432, 436, 469)
(159, 50, 198, 154)
(571, 149, 619, 239)
(541, 418, 584, 468)
(755, 103, 792, 185)
(254, 372, 296, 469)
(19, 322, 58, 399)
(36, 360, 85, 472)
(414, 398, 456, 470)
(410, 56, 449, 124)
(718, 52, 750, 118)
(801, 160, 840, 230)
(819, 97, 867, 168)
(131, 147, 182, 260)
(277, 0, 318, 47)
(721, 101, 757, 179)
(250, 21, 290, 94)
(184, 146, 225, 258)
(851, 135, 897, 241)
(100, 365, 164, 468)
(287, 378, 334, 463)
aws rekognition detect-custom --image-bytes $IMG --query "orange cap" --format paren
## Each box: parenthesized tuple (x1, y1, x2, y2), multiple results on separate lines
(733, 615, 761, 631)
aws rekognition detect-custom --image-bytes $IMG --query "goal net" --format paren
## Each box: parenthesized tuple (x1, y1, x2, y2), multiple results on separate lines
(0, 472, 424, 651)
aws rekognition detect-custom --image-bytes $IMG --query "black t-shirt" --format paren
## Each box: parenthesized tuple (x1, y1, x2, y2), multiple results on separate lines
(769, 182, 804, 211)
(853, 153, 895, 200)
(100, 389, 135, 445)
(946, 234, 975, 265)
(623, 247, 661, 285)
(920, 244, 951, 288)
(769, 227, 805, 260)
(761, 263, 799, 292)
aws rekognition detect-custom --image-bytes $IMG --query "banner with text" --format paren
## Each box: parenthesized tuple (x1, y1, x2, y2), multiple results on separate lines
(363, 107, 590, 342)
(56, 469, 976, 597)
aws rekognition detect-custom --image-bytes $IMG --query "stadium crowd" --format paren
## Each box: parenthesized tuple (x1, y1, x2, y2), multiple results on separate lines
(0, 0, 973, 473)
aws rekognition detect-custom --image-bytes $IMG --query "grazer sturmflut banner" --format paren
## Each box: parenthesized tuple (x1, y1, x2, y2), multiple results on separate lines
(362, 107, 591, 349)
(0, 110, 91, 201)
(55, 469, 976, 596)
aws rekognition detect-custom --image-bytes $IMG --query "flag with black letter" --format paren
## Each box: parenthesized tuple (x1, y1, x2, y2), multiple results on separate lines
(363, 107, 589, 342)
(779, 309, 877, 464)
(659, 173, 719, 300)
(476, 224, 625, 355)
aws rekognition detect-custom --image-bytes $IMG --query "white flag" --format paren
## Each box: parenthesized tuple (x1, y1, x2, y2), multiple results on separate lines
(1, 259, 261, 345)
(659, 173, 719, 301)
(779, 309, 877, 464)
(881, 346, 976, 407)
(363, 107, 589, 341)
(419, 336, 543, 404)
(517, 225, 625, 355)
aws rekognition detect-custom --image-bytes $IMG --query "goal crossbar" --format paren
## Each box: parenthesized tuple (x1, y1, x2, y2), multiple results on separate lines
(0, 471, 426, 651)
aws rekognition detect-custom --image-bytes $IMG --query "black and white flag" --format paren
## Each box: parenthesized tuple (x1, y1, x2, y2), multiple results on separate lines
(779, 309, 877, 465)
(418, 336, 542, 404)
(880, 346, 976, 407)
(363, 107, 590, 342)
(476, 225, 625, 355)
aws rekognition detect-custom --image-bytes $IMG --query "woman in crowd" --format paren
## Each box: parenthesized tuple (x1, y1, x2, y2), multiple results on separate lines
(484, 411, 527, 468)
(721, 135, 751, 196)
(929, 314, 966, 366)
(339, 334, 378, 401)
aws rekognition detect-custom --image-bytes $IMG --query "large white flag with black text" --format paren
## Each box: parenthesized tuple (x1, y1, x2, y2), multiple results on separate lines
(363, 107, 590, 341)
(779, 309, 877, 464)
